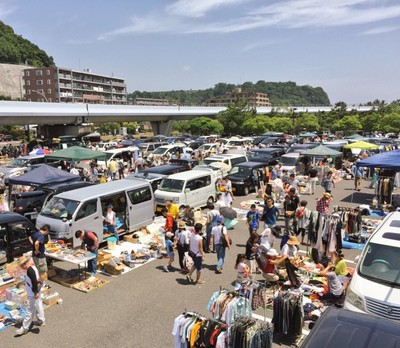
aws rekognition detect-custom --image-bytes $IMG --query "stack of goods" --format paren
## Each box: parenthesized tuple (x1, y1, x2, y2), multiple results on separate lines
(6, 287, 27, 307)
(102, 257, 125, 275)
(72, 276, 109, 293)
(41, 291, 60, 307)
(0, 271, 14, 286)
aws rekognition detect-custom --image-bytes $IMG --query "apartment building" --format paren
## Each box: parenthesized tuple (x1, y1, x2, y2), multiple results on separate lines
(204, 88, 271, 107)
(133, 97, 177, 106)
(23, 67, 127, 104)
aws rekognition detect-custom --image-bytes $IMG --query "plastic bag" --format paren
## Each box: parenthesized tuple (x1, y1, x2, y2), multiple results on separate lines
(183, 252, 194, 269)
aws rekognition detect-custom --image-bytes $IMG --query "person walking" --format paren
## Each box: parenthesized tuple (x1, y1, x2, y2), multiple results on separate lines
(308, 165, 318, 195)
(29, 224, 50, 286)
(295, 200, 310, 245)
(245, 233, 260, 277)
(261, 196, 279, 229)
(316, 192, 332, 215)
(175, 221, 190, 272)
(15, 256, 45, 335)
(108, 158, 118, 181)
(321, 171, 335, 194)
(205, 203, 220, 253)
(283, 195, 297, 235)
(220, 176, 234, 206)
(163, 232, 175, 272)
(75, 230, 99, 276)
(186, 223, 205, 285)
(104, 204, 119, 243)
(246, 204, 260, 236)
(209, 216, 231, 274)
(352, 160, 364, 191)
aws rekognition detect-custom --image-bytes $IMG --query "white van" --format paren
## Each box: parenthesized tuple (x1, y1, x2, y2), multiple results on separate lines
(154, 170, 215, 213)
(36, 179, 154, 248)
(279, 153, 306, 174)
(151, 144, 192, 158)
(97, 147, 138, 168)
(202, 153, 248, 171)
(344, 212, 400, 321)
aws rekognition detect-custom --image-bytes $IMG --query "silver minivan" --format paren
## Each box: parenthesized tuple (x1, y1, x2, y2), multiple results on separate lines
(36, 179, 154, 247)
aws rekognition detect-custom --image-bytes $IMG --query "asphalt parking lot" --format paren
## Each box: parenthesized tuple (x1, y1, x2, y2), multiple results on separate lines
(1, 177, 368, 347)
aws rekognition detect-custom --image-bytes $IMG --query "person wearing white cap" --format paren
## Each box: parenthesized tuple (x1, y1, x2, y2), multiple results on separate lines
(260, 249, 280, 283)
(210, 216, 231, 274)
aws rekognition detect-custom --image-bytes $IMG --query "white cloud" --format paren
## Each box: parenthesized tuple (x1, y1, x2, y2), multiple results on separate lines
(360, 25, 399, 35)
(242, 40, 284, 52)
(166, 0, 247, 18)
(182, 65, 192, 72)
(0, 2, 17, 18)
(99, 0, 400, 38)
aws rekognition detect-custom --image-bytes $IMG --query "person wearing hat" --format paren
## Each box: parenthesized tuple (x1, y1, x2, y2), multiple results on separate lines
(276, 235, 299, 263)
(209, 216, 231, 274)
(316, 192, 332, 215)
(163, 232, 175, 272)
(104, 203, 119, 243)
(29, 224, 50, 287)
(15, 256, 45, 335)
(175, 220, 191, 272)
(256, 249, 280, 283)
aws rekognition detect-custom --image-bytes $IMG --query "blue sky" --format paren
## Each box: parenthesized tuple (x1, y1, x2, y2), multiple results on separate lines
(1, 0, 399, 105)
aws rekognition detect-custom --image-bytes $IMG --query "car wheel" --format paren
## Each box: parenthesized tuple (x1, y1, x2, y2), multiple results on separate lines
(243, 187, 249, 196)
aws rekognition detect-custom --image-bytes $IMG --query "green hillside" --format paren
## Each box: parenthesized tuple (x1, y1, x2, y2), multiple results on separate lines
(129, 81, 331, 107)
(0, 21, 55, 67)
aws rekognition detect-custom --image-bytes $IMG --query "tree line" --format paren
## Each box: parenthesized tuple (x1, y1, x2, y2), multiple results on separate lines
(173, 100, 400, 136)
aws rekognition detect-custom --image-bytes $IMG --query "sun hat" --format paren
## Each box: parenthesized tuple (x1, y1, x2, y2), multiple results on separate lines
(323, 192, 332, 199)
(18, 256, 30, 267)
(286, 235, 300, 246)
(266, 249, 279, 257)
(178, 220, 186, 228)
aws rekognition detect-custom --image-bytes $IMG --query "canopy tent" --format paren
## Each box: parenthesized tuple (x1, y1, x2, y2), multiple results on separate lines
(344, 134, 364, 140)
(45, 146, 105, 161)
(343, 141, 379, 150)
(356, 150, 400, 170)
(8, 164, 82, 186)
(301, 144, 342, 157)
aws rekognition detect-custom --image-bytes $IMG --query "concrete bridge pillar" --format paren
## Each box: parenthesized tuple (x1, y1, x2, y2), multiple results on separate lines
(150, 120, 174, 136)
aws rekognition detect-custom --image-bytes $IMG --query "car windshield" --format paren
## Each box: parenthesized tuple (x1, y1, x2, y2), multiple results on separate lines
(9, 158, 28, 167)
(153, 147, 168, 155)
(250, 151, 273, 159)
(202, 158, 222, 165)
(159, 178, 184, 193)
(201, 145, 213, 150)
(280, 156, 298, 166)
(41, 197, 79, 220)
(359, 242, 400, 286)
(229, 166, 252, 178)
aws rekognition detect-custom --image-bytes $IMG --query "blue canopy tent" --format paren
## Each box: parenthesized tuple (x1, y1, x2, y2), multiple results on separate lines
(356, 150, 400, 170)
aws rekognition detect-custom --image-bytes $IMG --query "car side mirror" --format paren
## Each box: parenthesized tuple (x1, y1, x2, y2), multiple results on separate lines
(185, 188, 190, 193)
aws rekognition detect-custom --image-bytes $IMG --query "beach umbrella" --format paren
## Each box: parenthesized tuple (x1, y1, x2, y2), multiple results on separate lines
(343, 141, 379, 150)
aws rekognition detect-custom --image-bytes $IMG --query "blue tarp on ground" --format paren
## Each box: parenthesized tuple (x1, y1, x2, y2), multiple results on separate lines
(357, 150, 400, 170)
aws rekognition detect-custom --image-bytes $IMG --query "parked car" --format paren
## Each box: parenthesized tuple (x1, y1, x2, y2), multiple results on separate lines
(1, 135, 13, 141)
(228, 162, 266, 195)
(0, 212, 36, 264)
(0, 155, 51, 183)
(138, 142, 168, 158)
(151, 144, 193, 157)
(139, 164, 189, 176)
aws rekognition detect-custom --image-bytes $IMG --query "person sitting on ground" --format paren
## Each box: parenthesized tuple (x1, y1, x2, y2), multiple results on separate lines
(181, 205, 195, 226)
(255, 248, 280, 283)
(234, 253, 250, 287)
(332, 249, 352, 287)
(276, 235, 299, 264)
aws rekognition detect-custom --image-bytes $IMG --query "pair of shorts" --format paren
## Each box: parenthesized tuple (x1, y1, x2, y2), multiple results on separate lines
(193, 255, 202, 271)
(169, 253, 175, 263)
(33, 256, 48, 274)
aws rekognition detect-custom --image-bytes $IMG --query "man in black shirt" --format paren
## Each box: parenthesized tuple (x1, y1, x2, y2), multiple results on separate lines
(308, 165, 318, 195)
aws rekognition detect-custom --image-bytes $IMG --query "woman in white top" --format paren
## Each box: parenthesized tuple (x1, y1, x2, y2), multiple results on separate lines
(220, 177, 234, 206)
(104, 204, 119, 242)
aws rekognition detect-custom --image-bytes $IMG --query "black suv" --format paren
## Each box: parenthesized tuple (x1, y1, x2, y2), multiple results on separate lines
(0, 212, 36, 265)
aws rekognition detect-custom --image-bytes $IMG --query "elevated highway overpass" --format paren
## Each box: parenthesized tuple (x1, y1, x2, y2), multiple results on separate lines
(0, 101, 374, 135)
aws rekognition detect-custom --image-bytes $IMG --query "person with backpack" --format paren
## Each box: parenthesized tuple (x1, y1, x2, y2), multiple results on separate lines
(205, 203, 220, 253)
(209, 216, 231, 274)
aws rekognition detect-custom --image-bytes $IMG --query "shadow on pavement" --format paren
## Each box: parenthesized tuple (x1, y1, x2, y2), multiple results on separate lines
(341, 192, 375, 204)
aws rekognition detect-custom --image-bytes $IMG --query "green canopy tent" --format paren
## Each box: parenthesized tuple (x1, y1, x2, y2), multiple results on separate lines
(343, 141, 379, 150)
(301, 144, 342, 157)
(299, 132, 317, 138)
(344, 134, 364, 140)
(45, 146, 106, 161)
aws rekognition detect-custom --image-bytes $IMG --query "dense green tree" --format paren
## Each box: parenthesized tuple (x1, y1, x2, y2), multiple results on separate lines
(242, 115, 272, 135)
(295, 113, 320, 132)
(270, 117, 293, 133)
(332, 115, 362, 134)
(0, 21, 55, 67)
(217, 100, 256, 135)
(360, 113, 379, 135)
(378, 113, 400, 133)
(185, 117, 223, 135)
(95, 122, 121, 135)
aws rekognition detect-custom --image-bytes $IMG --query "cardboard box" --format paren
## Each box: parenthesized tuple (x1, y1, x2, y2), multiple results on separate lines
(123, 234, 139, 244)
(103, 263, 124, 275)
(43, 293, 59, 307)
(5, 300, 17, 310)
(98, 251, 113, 263)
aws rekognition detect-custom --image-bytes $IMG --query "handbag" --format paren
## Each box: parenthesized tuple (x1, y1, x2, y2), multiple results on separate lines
(220, 226, 232, 248)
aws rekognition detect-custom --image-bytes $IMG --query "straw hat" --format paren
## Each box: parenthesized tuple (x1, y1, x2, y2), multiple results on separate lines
(323, 192, 333, 199)
(178, 220, 186, 228)
(18, 256, 30, 267)
(286, 236, 300, 246)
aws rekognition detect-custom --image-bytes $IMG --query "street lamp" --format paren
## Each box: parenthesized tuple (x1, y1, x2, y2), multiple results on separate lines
(31, 89, 48, 102)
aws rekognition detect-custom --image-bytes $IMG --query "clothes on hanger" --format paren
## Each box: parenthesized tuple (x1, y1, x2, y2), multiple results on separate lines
(228, 317, 273, 348)
(376, 176, 394, 204)
(272, 290, 304, 336)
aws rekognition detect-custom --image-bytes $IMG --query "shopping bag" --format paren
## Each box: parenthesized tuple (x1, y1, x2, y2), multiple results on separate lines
(183, 252, 194, 269)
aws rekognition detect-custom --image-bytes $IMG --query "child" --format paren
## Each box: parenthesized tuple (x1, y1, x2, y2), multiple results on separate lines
(163, 232, 175, 272)
(234, 253, 249, 286)
(162, 208, 174, 233)
(246, 204, 260, 235)
(321, 171, 335, 193)
(295, 200, 310, 244)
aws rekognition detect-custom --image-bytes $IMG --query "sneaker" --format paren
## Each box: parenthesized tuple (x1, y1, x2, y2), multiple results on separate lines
(163, 266, 169, 272)
(15, 327, 28, 335)
(32, 321, 45, 327)
(215, 269, 222, 274)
